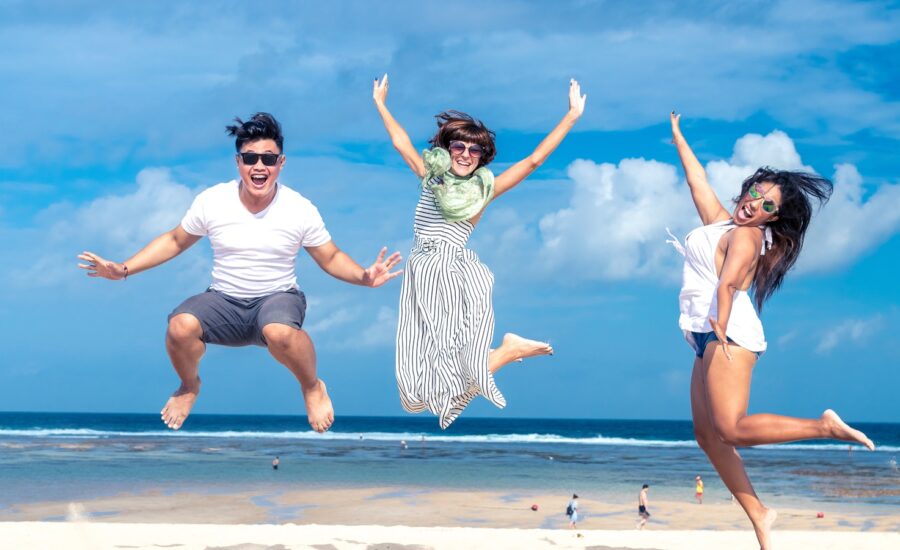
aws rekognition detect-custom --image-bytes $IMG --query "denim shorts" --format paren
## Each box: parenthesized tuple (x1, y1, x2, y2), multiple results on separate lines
(690, 331, 760, 359)
(168, 288, 307, 347)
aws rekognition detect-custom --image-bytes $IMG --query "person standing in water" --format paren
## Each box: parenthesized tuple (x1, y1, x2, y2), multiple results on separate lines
(669, 111, 875, 550)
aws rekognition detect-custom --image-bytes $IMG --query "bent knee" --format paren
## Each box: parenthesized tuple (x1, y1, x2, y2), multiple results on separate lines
(261, 323, 299, 349)
(713, 423, 743, 447)
(693, 427, 720, 450)
(167, 314, 202, 342)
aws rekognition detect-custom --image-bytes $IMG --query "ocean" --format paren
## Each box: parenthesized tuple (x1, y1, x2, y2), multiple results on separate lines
(1, 412, 898, 514)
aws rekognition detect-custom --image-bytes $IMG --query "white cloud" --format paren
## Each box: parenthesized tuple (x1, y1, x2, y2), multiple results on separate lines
(799, 164, 900, 273)
(817, 315, 882, 353)
(534, 130, 900, 281)
(359, 306, 398, 348)
(5, 168, 199, 289)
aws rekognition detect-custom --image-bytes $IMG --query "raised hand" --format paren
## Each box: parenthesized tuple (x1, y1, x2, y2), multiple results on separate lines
(78, 251, 127, 280)
(670, 111, 683, 142)
(568, 79, 587, 119)
(373, 73, 389, 106)
(361, 246, 403, 288)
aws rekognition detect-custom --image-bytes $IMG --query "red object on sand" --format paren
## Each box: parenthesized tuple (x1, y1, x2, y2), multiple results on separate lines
(816, 512, 825, 518)
(531, 504, 539, 511)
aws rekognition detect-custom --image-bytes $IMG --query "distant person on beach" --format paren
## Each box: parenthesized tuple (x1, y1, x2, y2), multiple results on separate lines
(695, 475, 704, 504)
(373, 74, 585, 429)
(272, 456, 279, 470)
(637, 484, 650, 529)
(668, 112, 875, 550)
(566, 494, 579, 529)
(78, 113, 402, 433)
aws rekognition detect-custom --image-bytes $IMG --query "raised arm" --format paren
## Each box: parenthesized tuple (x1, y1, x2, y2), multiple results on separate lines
(709, 227, 762, 360)
(373, 74, 426, 178)
(78, 225, 201, 280)
(670, 112, 730, 225)
(490, 79, 587, 201)
(305, 241, 403, 288)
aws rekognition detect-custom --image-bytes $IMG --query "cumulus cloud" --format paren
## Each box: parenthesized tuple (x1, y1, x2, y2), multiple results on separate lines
(4, 168, 198, 289)
(817, 315, 882, 353)
(800, 164, 900, 272)
(535, 130, 900, 281)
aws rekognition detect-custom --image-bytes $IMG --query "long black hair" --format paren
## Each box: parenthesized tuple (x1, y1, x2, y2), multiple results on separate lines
(739, 167, 833, 310)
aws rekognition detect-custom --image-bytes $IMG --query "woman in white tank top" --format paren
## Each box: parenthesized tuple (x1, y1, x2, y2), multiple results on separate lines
(670, 112, 875, 550)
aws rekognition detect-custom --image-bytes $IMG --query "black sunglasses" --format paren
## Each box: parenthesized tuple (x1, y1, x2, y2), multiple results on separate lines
(239, 152, 281, 166)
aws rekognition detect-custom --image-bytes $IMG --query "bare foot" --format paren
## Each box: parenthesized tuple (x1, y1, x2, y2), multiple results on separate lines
(823, 409, 875, 450)
(502, 333, 554, 361)
(751, 507, 777, 550)
(303, 379, 334, 433)
(160, 378, 200, 430)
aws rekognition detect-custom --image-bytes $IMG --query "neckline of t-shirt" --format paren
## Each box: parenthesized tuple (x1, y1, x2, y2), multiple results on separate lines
(235, 179, 280, 218)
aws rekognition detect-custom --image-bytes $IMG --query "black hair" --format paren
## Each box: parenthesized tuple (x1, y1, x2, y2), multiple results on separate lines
(225, 112, 284, 152)
(737, 167, 833, 310)
(642, 484, 649, 489)
(429, 110, 497, 166)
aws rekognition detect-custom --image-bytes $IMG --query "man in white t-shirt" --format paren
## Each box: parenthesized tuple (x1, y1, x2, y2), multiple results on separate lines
(78, 113, 402, 433)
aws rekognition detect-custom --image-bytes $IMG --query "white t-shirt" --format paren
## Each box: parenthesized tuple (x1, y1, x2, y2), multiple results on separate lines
(181, 180, 331, 299)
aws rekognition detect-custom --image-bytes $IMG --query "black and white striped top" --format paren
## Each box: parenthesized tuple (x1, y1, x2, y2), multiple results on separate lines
(413, 186, 474, 247)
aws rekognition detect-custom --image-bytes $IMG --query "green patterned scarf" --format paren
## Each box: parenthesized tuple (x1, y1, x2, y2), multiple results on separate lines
(421, 147, 494, 222)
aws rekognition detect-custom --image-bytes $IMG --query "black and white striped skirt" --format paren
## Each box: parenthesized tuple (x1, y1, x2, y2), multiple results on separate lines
(395, 237, 506, 429)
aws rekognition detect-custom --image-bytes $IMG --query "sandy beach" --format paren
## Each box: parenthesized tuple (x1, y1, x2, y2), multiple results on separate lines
(2, 521, 897, 550)
(1, 487, 897, 549)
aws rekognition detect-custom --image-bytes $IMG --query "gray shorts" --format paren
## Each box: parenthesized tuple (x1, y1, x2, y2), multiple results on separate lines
(168, 288, 307, 347)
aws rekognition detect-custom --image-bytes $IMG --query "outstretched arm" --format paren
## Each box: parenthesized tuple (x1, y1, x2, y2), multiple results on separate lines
(670, 112, 730, 225)
(373, 74, 426, 178)
(78, 225, 201, 280)
(709, 227, 762, 360)
(490, 79, 587, 201)
(305, 241, 403, 288)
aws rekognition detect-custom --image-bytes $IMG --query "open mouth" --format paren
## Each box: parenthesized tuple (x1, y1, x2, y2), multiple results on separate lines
(250, 174, 268, 186)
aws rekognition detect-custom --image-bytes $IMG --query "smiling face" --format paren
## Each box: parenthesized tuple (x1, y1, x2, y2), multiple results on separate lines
(733, 181, 782, 226)
(236, 138, 284, 207)
(449, 140, 481, 177)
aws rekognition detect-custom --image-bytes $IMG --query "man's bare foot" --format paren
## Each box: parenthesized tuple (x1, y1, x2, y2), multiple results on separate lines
(823, 409, 875, 450)
(160, 378, 200, 430)
(303, 379, 334, 433)
(502, 333, 553, 361)
(751, 507, 777, 550)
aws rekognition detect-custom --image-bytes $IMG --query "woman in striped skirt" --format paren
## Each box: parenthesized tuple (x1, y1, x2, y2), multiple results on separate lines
(373, 75, 586, 428)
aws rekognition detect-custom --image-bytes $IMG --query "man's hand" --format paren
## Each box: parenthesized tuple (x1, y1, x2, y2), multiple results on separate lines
(78, 251, 127, 280)
(361, 247, 403, 287)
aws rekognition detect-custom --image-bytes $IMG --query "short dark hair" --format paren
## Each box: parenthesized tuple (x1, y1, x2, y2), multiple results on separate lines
(643, 484, 649, 489)
(429, 110, 497, 166)
(226, 112, 284, 152)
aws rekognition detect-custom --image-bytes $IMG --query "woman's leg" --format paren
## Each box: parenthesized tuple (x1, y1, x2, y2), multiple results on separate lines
(488, 333, 553, 374)
(705, 347, 874, 449)
(691, 347, 776, 549)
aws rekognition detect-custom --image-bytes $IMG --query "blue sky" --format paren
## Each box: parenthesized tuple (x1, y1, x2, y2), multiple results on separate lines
(1, 1, 898, 423)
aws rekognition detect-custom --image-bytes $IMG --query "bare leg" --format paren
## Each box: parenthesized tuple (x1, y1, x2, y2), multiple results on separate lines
(262, 323, 334, 433)
(161, 313, 205, 430)
(488, 333, 553, 374)
(704, 349, 874, 449)
(691, 347, 775, 550)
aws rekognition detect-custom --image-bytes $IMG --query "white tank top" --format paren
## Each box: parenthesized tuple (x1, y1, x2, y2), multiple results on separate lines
(668, 220, 772, 353)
